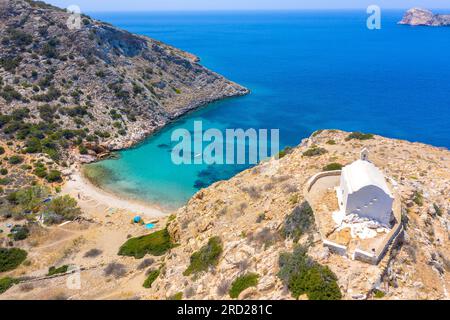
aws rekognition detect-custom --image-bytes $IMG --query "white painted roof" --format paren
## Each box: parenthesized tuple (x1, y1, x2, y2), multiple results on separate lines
(342, 160, 392, 197)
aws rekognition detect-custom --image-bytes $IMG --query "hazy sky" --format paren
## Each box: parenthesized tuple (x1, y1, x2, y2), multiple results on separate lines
(46, 0, 450, 12)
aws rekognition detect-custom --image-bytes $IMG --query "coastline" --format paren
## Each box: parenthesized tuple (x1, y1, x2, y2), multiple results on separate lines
(62, 167, 169, 219)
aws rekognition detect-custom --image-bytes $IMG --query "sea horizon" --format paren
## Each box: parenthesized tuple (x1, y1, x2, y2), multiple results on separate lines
(86, 10, 450, 210)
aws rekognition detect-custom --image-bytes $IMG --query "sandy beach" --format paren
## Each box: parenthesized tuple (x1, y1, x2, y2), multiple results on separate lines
(62, 168, 169, 219)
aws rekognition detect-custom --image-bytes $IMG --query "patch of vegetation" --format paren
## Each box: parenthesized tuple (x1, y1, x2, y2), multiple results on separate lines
(311, 130, 323, 137)
(373, 289, 385, 299)
(433, 203, 442, 217)
(43, 195, 81, 224)
(46, 169, 62, 182)
(323, 163, 343, 171)
(25, 137, 42, 153)
(0, 85, 23, 102)
(168, 292, 183, 300)
(326, 139, 336, 145)
(0, 146, 4, 155)
(278, 245, 341, 300)
(118, 228, 175, 259)
(143, 269, 160, 288)
(281, 202, 315, 242)
(303, 147, 327, 157)
(10, 225, 30, 241)
(277, 146, 293, 159)
(0, 277, 20, 295)
(47, 265, 69, 276)
(0, 248, 28, 272)
(0, 177, 11, 186)
(8, 155, 24, 165)
(7, 28, 33, 47)
(229, 273, 259, 299)
(183, 236, 223, 276)
(0, 57, 21, 72)
(345, 132, 374, 141)
(31, 86, 61, 102)
(412, 190, 423, 206)
(6, 185, 49, 215)
(33, 162, 48, 178)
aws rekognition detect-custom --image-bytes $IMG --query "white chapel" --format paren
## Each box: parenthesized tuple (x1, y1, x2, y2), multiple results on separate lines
(337, 148, 394, 225)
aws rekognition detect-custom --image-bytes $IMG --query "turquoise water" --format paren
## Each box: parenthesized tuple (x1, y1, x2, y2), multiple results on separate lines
(87, 11, 450, 210)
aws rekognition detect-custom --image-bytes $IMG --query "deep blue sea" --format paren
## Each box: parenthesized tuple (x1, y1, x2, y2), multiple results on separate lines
(86, 10, 450, 210)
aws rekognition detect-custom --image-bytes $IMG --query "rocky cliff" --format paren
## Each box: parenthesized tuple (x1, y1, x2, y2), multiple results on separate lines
(399, 8, 450, 26)
(0, 0, 248, 163)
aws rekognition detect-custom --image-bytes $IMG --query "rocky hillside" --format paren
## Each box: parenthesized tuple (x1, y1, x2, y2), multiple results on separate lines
(399, 8, 450, 26)
(0, 0, 248, 164)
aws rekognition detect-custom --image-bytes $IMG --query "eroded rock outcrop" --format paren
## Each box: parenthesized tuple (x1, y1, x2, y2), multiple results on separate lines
(399, 8, 450, 26)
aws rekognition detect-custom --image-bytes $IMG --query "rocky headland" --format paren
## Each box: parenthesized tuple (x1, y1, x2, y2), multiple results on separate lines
(399, 8, 450, 26)
(0, 0, 248, 164)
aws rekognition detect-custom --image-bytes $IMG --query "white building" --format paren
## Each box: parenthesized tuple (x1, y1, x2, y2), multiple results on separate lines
(337, 149, 394, 225)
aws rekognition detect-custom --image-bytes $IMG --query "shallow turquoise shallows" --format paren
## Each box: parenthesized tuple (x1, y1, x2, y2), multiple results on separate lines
(86, 10, 450, 210)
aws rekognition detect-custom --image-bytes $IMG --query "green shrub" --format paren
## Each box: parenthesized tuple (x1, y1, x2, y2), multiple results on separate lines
(34, 166, 47, 178)
(433, 204, 442, 217)
(47, 265, 69, 276)
(46, 170, 62, 182)
(373, 289, 385, 299)
(281, 202, 314, 242)
(118, 228, 175, 259)
(0, 178, 10, 186)
(10, 225, 30, 241)
(25, 137, 42, 153)
(326, 139, 336, 145)
(345, 132, 374, 141)
(8, 155, 23, 165)
(229, 273, 259, 299)
(0, 168, 7, 175)
(168, 292, 183, 300)
(277, 146, 293, 159)
(323, 163, 343, 171)
(0, 277, 20, 295)
(183, 236, 223, 276)
(278, 245, 341, 300)
(79, 145, 88, 155)
(0, 146, 5, 154)
(7, 28, 33, 47)
(44, 195, 81, 223)
(143, 269, 160, 288)
(0, 248, 28, 272)
(0, 57, 21, 72)
(303, 147, 327, 157)
(31, 86, 61, 102)
(6, 185, 49, 212)
(412, 190, 423, 206)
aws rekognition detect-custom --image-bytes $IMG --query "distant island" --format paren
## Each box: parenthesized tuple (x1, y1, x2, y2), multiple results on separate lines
(399, 8, 450, 26)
